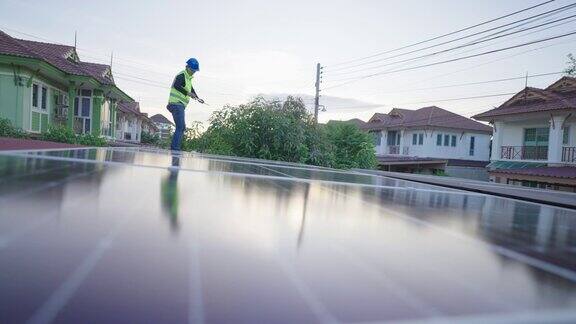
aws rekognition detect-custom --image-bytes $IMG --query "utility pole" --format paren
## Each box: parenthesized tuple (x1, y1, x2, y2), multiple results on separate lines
(314, 63, 322, 124)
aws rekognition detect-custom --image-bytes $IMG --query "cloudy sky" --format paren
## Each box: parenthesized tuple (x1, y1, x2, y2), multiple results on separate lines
(1, 0, 575, 125)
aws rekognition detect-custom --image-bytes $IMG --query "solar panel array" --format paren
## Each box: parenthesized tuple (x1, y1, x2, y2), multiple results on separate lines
(1, 147, 575, 323)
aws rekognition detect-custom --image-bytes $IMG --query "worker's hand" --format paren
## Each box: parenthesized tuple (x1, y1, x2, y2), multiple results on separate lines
(197, 98, 205, 104)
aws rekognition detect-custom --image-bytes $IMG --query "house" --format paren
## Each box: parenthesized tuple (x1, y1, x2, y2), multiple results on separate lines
(140, 112, 159, 136)
(151, 114, 174, 140)
(473, 76, 576, 192)
(116, 101, 144, 143)
(0, 30, 132, 137)
(362, 106, 492, 179)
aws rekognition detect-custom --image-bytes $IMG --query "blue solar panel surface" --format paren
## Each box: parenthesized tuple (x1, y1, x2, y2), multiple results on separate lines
(1, 147, 575, 323)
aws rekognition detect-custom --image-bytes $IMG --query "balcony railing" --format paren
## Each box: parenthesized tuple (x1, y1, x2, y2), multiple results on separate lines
(563, 147, 576, 163)
(402, 146, 409, 155)
(388, 145, 400, 154)
(501, 146, 548, 160)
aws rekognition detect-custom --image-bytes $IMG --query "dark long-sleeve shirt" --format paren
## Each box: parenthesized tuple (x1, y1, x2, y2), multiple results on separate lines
(172, 73, 197, 98)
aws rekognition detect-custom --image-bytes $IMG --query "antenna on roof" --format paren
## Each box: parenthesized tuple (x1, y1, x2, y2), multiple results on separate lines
(110, 51, 114, 70)
(523, 71, 529, 102)
(74, 31, 77, 50)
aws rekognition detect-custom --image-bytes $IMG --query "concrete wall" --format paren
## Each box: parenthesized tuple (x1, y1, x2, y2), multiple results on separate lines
(445, 166, 489, 181)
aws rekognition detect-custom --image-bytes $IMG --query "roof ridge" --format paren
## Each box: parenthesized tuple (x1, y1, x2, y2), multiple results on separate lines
(14, 37, 74, 50)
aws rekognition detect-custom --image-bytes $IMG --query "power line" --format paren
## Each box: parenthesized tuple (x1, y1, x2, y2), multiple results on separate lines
(324, 29, 576, 90)
(364, 71, 563, 95)
(326, 11, 576, 78)
(326, 3, 576, 73)
(326, 0, 557, 68)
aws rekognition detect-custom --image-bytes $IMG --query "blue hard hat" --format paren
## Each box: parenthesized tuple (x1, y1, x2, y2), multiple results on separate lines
(186, 58, 199, 71)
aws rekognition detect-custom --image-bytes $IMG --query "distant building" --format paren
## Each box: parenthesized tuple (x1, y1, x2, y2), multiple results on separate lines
(362, 106, 492, 179)
(473, 76, 576, 192)
(116, 101, 144, 143)
(151, 114, 174, 140)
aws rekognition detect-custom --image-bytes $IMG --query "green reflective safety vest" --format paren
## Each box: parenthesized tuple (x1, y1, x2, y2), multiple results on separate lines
(168, 70, 194, 106)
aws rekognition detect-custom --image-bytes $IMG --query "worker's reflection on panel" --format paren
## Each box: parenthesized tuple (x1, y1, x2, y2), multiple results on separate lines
(161, 154, 181, 233)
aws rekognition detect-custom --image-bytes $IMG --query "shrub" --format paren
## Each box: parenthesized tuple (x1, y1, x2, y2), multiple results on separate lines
(41, 125, 107, 146)
(41, 125, 76, 144)
(0, 118, 28, 138)
(141, 131, 161, 145)
(324, 121, 377, 169)
(76, 133, 107, 147)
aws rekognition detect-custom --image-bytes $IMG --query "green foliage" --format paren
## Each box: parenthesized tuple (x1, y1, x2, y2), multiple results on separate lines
(565, 53, 576, 76)
(182, 96, 377, 169)
(76, 133, 107, 147)
(0, 118, 28, 138)
(41, 125, 76, 144)
(324, 121, 378, 169)
(41, 125, 106, 146)
(141, 131, 161, 145)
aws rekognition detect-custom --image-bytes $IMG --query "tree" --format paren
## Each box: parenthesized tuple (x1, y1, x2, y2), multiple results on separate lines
(565, 53, 576, 76)
(323, 121, 377, 169)
(183, 96, 377, 169)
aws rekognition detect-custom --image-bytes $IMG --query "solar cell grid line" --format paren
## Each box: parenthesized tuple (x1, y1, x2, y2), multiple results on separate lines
(26, 178, 149, 324)
(0, 163, 74, 186)
(237, 176, 451, 322)
(255, 174, 446, 319)
(0, 183, 98, 250)
(0, 165, 102, 205)
(251, 172, 524, 315)
(2, 150, 485, 197)
(223, 177, 340, 324)
(322, 182, 576, 283)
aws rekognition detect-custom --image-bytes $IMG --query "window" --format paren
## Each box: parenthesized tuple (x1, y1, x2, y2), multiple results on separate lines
(371, 132, 382, 146)
(412, 134, 417, 145)
(524, 127, 549, 145)
(74, 90, 92, 134)
(451, 135, 456, 147)
(32, 84, 38, 108)
(469, 136, 475, 156)
(436, 134, 442, 146)
(444, 134, 450, 146)
(564, 127, 570, 145)
(41, 87, 47, 110)
(418, 133, 424, 145)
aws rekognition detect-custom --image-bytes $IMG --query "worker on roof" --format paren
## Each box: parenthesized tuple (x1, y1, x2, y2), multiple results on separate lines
(167, 58, 204, 151)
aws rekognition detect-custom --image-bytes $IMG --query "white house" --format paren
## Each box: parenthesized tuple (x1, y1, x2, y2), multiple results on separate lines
(362, 106, 492, 178)
(116, 101, 143, 143)
(150, 114, 174, 140)
(473, 76, 576, 192)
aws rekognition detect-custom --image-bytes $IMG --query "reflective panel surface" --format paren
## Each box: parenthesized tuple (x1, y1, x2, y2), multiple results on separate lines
(1, 147, 575, 324)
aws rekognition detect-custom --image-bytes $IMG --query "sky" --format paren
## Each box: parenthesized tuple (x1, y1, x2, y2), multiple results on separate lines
(1, 0, 575, 126)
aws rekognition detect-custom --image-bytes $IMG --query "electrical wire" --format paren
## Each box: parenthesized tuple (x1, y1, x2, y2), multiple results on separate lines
(326, 12, 576, 78)
(323, 30, 576, 90)
(326, 0, 557, 68)
(326, 2, 576, 73)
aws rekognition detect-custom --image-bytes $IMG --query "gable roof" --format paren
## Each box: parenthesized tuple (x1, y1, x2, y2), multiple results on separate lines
(118, 101, 141, 115)
(0, 30, 115, 85)
(150, 114, 174, 126)
(473, 76, 576, 120)
(363, 106, 492, 133)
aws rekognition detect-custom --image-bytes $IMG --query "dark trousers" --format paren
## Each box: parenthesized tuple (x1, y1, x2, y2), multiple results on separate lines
(167, 103, 186, 151)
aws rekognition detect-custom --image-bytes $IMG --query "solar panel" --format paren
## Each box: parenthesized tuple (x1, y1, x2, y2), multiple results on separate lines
(1, 147, 575, 323)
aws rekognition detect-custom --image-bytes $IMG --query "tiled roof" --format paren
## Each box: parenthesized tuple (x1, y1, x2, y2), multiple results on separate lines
(491, 166, 576, 179)
(363, 106, 492, 133)
(79, 62, 114, 85)
(117, 101, 141, 115)
(473, 76, 576, 120)
(150, 114, 174, 126)
(0, 30, 115, 85)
